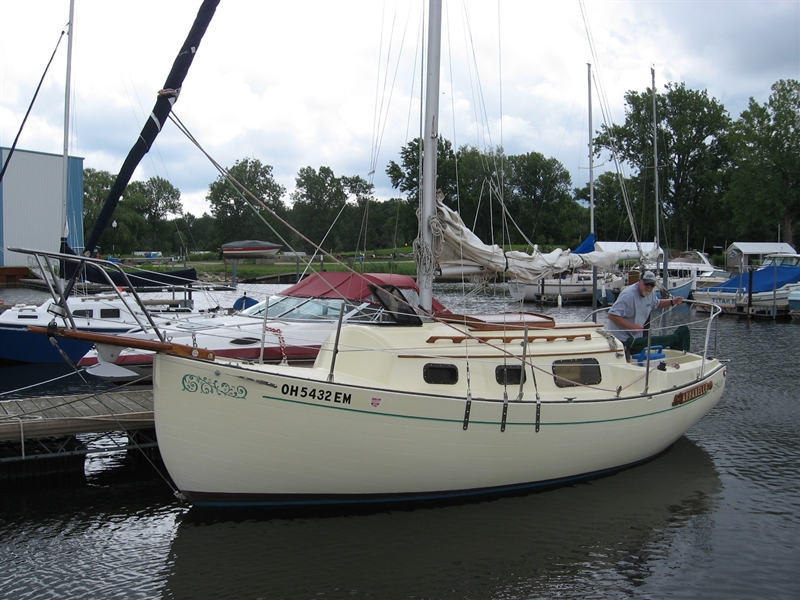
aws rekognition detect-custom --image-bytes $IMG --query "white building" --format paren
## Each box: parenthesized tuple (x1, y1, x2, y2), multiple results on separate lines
(0, 148, 84, 267)
(725, 242, 796, 271)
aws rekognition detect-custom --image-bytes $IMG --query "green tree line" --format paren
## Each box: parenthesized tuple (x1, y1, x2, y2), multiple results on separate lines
(84, 78, 799, 257)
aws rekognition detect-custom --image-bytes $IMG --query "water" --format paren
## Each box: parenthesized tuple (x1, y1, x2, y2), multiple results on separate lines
(1, 283, 799, 599)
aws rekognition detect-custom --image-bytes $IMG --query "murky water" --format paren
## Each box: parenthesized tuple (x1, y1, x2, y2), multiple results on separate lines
(1, 283, 798, 599)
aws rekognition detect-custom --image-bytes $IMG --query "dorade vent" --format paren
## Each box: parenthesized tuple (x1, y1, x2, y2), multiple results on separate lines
(552, 358, 602, 388)
(72, 309, 93, 318)
(229, 337, 261, 346)
(423, 363, 459, 385)
(495, 364, 526, 386)
(99, 308, 121, 319)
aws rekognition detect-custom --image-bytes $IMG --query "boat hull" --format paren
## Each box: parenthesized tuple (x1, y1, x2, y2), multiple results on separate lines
(0, 324, 95, 363)
(153, 345, 726, 506)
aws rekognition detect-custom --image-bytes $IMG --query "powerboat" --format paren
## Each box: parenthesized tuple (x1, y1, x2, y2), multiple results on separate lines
(77, 271, 449, 383)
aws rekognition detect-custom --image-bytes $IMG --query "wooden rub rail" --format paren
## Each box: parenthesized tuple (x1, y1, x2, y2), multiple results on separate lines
(0, 390, 154, 443)
(426, 333, 593, 344)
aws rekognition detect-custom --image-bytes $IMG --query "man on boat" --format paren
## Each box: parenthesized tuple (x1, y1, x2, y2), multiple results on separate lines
(606, 270, 684, 347)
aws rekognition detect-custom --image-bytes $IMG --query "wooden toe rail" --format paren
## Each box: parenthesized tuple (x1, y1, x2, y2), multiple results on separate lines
(426, 333, 592, 344)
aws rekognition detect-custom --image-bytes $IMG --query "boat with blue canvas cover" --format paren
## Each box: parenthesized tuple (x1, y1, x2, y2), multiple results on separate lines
(693, 255, 800, 315)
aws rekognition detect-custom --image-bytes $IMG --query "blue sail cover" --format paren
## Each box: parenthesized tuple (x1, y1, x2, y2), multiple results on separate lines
(707, 266, 800, 294)
(573, 233, 596, 255)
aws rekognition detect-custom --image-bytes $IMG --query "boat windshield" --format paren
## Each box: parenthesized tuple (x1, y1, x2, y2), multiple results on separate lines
(761, 255, 800, 268)
(242, 295, 382, 321)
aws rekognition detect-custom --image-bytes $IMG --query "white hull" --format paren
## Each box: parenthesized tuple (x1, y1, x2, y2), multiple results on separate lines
(693, 286, 795, 314)
(508, 273, 623, 304)
(153, 320, 725, 506)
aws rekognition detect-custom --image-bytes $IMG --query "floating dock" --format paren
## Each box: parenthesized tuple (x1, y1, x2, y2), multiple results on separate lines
(0, 389, 156, 481)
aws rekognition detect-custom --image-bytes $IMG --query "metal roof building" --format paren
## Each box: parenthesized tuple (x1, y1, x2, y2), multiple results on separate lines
(725, 242, 796, 270)
(0, 148, 84, 267)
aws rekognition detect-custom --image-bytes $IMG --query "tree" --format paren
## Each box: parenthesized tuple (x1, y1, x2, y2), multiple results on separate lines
(386, 139, 584, 247)
(594, 82, 731, 250)
(725, 79, 800, 247)
(574, 171, 635, 243)
(138, 176, 182, 224)
(289, 166, 374, 253)
(82, 168, 115, 250)
(172, 212, 217, 253)
(386, 137, 458, 243)
(82, 168, 147, 255)
(386, 137, 458, 206)
(505, 151, 578, 245)
(207, 158, 287, 251)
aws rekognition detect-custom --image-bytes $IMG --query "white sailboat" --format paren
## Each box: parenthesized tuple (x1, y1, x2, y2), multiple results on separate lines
(29, 0, 726, 507)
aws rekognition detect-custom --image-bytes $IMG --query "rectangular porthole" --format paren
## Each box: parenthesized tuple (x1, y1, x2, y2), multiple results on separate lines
(100, 309, 121, 319)
(423, 363, 459, 385)
(495, 365, 526, 386)
(552, 358, 601, 388)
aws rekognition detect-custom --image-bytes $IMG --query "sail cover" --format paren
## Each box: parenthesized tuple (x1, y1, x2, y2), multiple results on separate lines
(433, 197, 656, 283)
(81, 0, 220, 256)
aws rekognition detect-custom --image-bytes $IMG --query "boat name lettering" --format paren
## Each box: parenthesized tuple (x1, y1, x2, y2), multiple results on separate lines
(281, 384, 351, 404)
(672, 381, 713, 406)
(182, 374, 247, 398)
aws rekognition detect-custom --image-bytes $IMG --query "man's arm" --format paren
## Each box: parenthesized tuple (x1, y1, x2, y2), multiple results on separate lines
(657, 296, 684, 310)
(607, 313, 643, 337)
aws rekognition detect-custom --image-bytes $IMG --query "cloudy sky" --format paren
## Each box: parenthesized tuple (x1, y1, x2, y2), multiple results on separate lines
(1, 0, 797, 217)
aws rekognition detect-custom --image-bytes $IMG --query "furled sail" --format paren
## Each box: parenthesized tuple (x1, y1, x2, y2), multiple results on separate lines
(61, 0, 219, 289)
(433, 197, 656, 283)
(81, 0, 219, 256)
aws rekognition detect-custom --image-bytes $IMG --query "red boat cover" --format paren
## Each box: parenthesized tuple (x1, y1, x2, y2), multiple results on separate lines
(283, 272, 448, 313)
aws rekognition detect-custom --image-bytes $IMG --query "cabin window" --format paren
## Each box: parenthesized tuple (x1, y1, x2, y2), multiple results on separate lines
(100, 309, 121, 319)
(229, 337, 261, 346)
(72, 309, 92, 318)
(552, 358, 601, 388)
(423, 363, 459, 385)
(495, 365, 526, 386)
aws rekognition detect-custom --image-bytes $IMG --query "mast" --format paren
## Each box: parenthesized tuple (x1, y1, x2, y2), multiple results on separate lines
(81, 0, 220, 257)
(651, 67, 668, 287)
(589, 63, 597, 312)
(60, 0, 75, 250)
(417, 0, 442, 313)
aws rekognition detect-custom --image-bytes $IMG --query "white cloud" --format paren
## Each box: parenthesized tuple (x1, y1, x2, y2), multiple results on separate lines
(1, 0, 797, 217)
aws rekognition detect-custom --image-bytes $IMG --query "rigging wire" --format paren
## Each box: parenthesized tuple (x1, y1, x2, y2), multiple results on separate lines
(579, 0, 643, 255)
(0, 25, 68, 184)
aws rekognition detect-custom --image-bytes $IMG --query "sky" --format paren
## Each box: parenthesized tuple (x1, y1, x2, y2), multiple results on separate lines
(1, 0, 798, 218)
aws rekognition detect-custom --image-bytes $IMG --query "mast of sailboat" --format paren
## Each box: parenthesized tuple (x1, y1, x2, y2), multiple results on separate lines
(80, 0, 219, 259)
(417, 0, 443, 313)
(652, 67, 668, 288)
(589, 63, 597, 312)
(60, 0, 75, 253)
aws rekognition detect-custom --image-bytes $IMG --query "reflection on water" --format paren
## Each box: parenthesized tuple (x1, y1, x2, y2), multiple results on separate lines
(165, 438, 720, 600)
(2, 284, 800, 599)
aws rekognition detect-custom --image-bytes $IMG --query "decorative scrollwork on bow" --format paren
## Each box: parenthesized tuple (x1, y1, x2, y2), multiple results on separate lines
(182, 374, 247, 398)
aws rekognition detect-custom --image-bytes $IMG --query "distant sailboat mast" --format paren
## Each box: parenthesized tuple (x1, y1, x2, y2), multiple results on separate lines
(60, 0, 75, 250)
(589, 62, 597, 311)
(652, 67, 668, 288)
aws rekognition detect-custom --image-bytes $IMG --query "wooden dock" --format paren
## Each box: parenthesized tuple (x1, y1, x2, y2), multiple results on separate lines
(0, 389, 154, 443)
